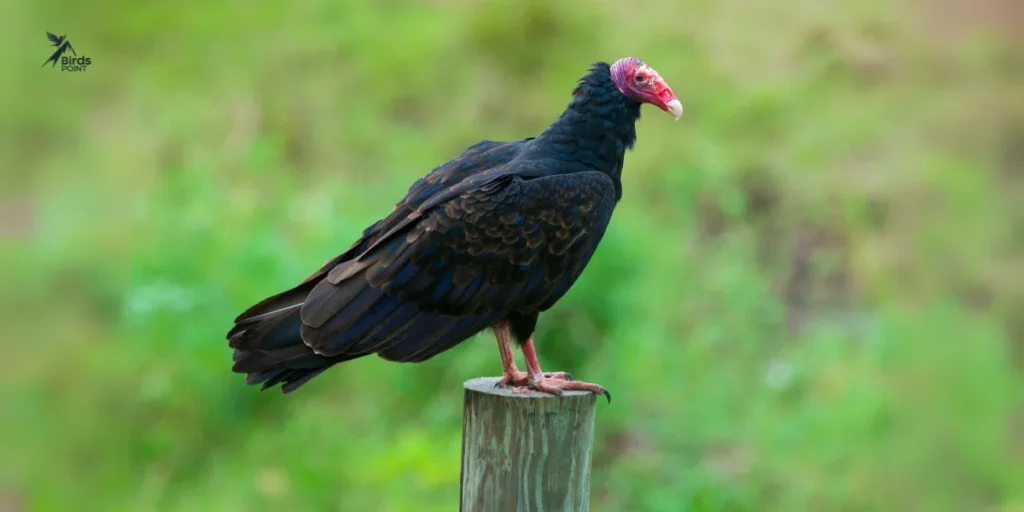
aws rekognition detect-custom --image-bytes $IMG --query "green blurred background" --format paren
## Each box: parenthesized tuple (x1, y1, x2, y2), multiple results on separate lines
(2, 0, 1021, 510)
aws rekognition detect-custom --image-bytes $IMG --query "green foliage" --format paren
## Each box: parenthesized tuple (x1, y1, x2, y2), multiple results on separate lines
(2, 0, 1021, 510)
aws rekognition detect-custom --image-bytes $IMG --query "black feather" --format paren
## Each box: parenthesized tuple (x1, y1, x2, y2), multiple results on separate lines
(225, 61, 643, 392)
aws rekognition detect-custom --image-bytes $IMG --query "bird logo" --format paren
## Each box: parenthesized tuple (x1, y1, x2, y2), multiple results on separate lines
(42, 32, 76, 68)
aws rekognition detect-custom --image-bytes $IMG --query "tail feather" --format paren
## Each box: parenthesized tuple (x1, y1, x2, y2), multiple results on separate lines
(233, 279, 318, 325)
(227, 274, 493, 393)
(245, 366, 332, 394)
(279, 367, 331, 393)
(228, 284, 363, 393)
(228, 309, 302, 350)
(231, 342, 309, 374)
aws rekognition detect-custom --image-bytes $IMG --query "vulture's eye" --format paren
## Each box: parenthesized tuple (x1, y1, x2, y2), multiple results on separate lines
(634, 74, 645, 83)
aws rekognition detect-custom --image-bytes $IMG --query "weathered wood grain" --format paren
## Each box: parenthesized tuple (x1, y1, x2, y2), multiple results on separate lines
(460, 377, 598, 512)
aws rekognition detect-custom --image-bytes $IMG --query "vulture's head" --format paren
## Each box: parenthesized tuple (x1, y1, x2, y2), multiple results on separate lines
(610, 57, 683, 120)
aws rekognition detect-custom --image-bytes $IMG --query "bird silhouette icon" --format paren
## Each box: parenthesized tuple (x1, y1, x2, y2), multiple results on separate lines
(42, 32, 76, 68)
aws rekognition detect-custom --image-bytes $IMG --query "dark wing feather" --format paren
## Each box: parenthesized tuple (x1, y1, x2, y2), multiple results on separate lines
(46, 32, 60, 44)
(227, 137, 616, 392)
(298, 167, 617, 359)
(228, 138, 534, 390)
(231, 138, 530, 330)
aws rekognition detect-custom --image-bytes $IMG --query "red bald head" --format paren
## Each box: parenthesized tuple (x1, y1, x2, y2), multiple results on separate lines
(610, 57, 683, 119)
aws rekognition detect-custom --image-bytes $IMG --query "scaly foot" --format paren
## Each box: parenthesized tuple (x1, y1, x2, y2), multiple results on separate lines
(496, 370, 573, 388)
(512, 375, 611, 403)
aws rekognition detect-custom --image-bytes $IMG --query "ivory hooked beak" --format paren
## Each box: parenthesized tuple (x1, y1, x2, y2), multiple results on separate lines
(665, 99, 683, 120)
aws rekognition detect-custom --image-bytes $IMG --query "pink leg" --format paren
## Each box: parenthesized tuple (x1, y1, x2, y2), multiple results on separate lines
(511, 337, 610, 403)
(494, 322, 527, 387)
(493, 324, 573, 388)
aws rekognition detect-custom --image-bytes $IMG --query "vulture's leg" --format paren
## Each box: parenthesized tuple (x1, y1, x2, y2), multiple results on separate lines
(512, 336, 611, 403)
(494, 322, 572, 388)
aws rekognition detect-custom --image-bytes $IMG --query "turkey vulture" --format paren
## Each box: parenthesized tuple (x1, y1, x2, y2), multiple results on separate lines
(228, 57, 681, 402)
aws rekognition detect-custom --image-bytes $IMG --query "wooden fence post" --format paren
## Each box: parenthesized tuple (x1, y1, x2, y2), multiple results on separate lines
(460, 377, 598, 512)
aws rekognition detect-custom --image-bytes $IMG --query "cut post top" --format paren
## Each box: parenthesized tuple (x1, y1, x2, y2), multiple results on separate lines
(462, 377, 597, 400)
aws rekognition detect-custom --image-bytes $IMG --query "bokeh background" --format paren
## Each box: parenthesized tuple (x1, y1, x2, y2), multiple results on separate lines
(2, 0, 1022, 510)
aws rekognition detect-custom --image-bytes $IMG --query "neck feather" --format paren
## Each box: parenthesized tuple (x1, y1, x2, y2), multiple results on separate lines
(530, 63, 641, 197)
